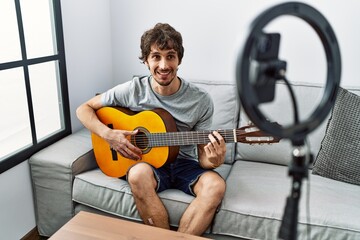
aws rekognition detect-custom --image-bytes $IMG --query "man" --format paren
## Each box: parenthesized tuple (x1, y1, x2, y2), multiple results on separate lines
(76, 23, 226, 236)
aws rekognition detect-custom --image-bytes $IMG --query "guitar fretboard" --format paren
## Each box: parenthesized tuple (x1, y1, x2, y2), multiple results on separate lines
(140, 129, 239, 147)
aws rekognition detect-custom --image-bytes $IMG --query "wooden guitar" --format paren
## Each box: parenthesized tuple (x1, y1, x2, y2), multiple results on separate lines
(92, 107, 280, 177)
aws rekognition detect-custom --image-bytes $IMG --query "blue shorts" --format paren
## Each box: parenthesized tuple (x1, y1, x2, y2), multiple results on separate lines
(153, 158, 210, 196)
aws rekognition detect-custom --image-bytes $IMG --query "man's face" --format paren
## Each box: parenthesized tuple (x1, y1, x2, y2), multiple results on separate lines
(145, 44, 180, 87)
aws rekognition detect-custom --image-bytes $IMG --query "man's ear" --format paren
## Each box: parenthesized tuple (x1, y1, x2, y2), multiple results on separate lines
(144, 61, 150, 70)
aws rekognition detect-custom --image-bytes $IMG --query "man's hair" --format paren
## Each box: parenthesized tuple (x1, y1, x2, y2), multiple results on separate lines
(139, 23, 184, 64)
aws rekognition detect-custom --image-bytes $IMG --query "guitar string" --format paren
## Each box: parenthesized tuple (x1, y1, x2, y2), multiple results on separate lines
(133, 131, 237, 140)
(133, 131, 235, 146)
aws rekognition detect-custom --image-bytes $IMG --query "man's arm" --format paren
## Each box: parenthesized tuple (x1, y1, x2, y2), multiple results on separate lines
(76, 95, 142, 160)
(197, 131, 226, 169)
(76, 94, 110, 138)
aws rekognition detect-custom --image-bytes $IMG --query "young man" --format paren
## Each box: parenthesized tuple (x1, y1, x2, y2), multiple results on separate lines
(76, 23, 226, 236)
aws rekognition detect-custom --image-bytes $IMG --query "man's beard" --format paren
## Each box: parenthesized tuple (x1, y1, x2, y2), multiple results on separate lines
(152, 68, 178, 86)
(153, 76, 176, 86)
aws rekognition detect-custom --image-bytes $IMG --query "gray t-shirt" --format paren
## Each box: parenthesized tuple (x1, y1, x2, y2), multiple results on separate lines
(101, 76, 214, 161)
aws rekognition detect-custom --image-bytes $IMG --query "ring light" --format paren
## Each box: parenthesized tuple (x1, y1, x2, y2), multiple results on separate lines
(236, 1, 341, 144)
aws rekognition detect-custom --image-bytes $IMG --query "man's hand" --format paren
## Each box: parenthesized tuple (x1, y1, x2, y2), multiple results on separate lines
(198, 131, 226, 169)
(105, 128, 142, 160)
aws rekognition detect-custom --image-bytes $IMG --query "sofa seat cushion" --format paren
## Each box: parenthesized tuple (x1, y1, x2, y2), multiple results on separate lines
(212, 160, 360, 239)
(73, 168, 139, 218)
(73, 164, 232, 227)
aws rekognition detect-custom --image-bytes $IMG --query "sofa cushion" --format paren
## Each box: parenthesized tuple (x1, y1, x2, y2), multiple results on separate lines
(313, 87, 360, 185)
(192, 80, 239, 164)
(212, 160, 360, 239)
(236, 82, 338, 166)
(72, 164, 232, 227)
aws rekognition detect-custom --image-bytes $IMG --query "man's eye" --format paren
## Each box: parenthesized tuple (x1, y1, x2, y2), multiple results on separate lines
(151, 55, 160, 61)
(168, 55, 175, 60)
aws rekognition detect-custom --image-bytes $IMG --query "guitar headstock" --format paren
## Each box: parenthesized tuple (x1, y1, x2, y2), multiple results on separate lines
(237, 123, 281, 144)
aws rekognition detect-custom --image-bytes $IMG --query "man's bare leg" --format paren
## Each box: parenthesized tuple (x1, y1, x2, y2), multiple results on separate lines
(127, 163, 170, 229)
(178, 171, 226, 235)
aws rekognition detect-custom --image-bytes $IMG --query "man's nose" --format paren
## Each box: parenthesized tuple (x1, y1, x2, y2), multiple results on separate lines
(159, 59, 168, 69)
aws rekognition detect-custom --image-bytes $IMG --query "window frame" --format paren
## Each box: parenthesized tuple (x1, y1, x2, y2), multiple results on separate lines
(0, 0, 71, 174)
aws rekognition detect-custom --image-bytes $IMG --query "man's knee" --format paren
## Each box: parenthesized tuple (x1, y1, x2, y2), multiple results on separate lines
(210, 175, 226, 199)
(197, 172, 226, 199)
(128, 163, 156, 188)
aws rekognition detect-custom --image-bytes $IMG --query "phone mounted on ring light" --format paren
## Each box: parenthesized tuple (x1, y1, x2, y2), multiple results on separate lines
(250, 32, 286, 104)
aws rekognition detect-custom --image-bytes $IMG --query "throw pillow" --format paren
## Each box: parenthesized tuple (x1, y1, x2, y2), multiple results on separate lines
(312, 87, 360, 185)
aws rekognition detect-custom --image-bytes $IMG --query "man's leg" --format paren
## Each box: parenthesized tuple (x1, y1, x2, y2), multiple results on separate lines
(178, 171, 226, 235)
(127, 163, 170, 229)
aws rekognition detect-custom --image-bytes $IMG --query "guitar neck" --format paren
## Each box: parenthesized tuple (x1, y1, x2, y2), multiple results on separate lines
(148, 129, 239, 147)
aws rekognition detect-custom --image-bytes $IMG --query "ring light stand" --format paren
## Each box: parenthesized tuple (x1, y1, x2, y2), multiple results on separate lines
(235, 2, 341, 240)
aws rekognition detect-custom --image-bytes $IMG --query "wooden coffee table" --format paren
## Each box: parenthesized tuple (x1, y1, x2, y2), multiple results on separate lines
(49, 211, 210, 239)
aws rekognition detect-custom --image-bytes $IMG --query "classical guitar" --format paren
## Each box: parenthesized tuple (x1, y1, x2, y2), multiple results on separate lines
(91, 107, 280, 177)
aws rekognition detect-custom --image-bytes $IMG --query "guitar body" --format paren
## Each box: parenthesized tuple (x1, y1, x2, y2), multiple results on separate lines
(92, 107, 179, 177)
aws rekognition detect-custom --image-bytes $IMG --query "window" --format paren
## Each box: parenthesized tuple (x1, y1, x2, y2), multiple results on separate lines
(0, 0, 70, 173)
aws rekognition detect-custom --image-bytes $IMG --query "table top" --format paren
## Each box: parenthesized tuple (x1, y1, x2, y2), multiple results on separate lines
(49, 211, 211, 240)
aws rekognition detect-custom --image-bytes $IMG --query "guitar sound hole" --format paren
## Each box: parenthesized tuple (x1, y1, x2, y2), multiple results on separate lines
(132, 127, 150, 154)
(134, 132, 148, 149)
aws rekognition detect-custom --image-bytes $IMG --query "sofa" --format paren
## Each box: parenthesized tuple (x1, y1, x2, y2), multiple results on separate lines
(29, 79, 360, 239)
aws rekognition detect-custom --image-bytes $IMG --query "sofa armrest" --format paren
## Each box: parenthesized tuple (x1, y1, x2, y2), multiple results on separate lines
(29, 128, 97, 236)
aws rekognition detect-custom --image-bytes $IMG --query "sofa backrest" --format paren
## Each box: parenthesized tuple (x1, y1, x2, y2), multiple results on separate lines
(236, 81, 360, 166)
(192, 79, 360, 167)
(192, 80, 239, 164)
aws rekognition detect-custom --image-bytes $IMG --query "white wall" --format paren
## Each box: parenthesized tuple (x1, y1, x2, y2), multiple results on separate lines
(0, 161, 35, 240)
(62, 0, 113, 132)
(110, 0, 360, 88)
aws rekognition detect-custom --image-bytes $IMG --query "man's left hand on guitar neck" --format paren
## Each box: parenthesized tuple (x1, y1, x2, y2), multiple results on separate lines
(198, 131, 226, 169)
